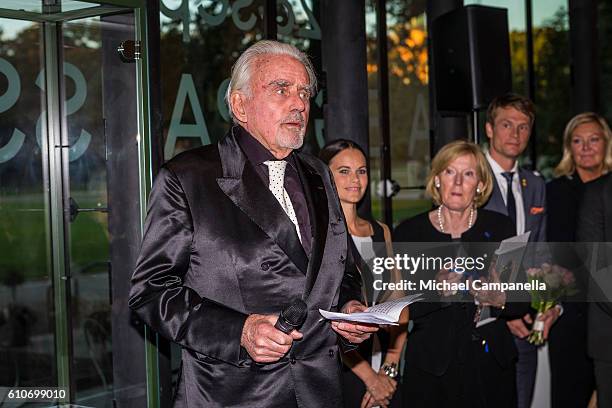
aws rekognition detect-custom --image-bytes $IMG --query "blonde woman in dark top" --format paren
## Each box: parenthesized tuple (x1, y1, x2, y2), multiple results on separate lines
(394, 140, 528, 408)
(320, 139, 406, 408)
(547, 112, 612, 408)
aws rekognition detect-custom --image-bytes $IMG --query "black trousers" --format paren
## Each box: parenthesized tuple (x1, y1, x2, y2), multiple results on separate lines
(402, 339, 517, 408)
(549, 303, 595, 408)
(594, 360, 612, 408)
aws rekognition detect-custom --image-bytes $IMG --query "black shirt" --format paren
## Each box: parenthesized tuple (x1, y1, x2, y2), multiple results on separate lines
(546, 173, 584, 242)
(394, 209, 527, 382)
(235, 125, 312, 256)
(394, 208, 515, 243)
(547, 173, 590, 299)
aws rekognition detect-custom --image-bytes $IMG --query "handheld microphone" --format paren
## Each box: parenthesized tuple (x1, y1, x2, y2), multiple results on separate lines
(274, 299, 308, 334)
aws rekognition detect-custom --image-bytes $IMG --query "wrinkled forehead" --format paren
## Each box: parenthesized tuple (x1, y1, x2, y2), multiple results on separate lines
(250, 54, 310, 88)
(444, 153, 478, 170)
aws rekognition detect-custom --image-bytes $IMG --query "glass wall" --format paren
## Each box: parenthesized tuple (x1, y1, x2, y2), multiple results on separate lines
(0, 17, 56, 389)
(366, 0, 431, 226)
(598, 1, 612, 126)
(0, 4, 146, 406)
(386, 3, 430, 224)
(159, 0, 265, 160)
(277, 0, 323, 154)
(531, 0, 570, 177)
(159, 0, 323, 160)
(465, 0, 570, 178)
(63, 16, 114, 406)
(365, 0, 382, 220)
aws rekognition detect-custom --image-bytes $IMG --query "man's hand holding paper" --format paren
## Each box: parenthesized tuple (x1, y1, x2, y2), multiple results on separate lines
(322, 294, 423, 328)
(330, 300, 379, 344)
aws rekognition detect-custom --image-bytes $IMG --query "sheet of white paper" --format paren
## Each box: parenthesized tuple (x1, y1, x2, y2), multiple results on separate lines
(475, 317, 497, 328)
(318, 294, 423, 325)
(495, 231, 531, 255)
(318, 310, 398, 325)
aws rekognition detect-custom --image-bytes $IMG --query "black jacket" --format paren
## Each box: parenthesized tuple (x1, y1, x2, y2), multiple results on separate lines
(394, 209, 528, 376)
(577, 172, 612, 362)
(128, 127, 362, 407)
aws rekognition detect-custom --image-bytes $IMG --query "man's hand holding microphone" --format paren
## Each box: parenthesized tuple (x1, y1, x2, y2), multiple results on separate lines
(241, 299, 378, 363)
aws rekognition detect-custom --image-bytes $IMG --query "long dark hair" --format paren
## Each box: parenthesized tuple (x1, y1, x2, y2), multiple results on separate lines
(318, 139, 367, 165)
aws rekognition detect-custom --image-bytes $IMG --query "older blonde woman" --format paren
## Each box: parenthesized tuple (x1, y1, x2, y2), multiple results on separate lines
(395, 140, 528, 408)
(546, 112, 612, 408)
(548, 112, 612, 242)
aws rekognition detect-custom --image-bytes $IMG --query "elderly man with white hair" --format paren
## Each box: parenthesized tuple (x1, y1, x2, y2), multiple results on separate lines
(128, 40, 376, 407)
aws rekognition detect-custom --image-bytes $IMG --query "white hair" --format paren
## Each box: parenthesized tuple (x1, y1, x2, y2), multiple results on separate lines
(225, 40, 317, 122)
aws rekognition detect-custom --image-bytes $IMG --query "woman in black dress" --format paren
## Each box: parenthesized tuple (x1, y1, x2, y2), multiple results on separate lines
(320, 139, 406, 408)
(394, 140, 528, 408)
(547, 112, 612, 408)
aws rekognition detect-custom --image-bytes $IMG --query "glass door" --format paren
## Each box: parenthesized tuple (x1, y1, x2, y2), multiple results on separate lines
(0, 2, 150, 406)
(0, 13, 55, 398)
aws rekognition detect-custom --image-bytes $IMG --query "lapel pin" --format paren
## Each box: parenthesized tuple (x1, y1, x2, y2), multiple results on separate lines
(521, 178, 527, 188)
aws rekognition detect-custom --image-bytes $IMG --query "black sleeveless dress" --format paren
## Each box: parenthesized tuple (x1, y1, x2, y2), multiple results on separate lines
(341, 219, 403, 408)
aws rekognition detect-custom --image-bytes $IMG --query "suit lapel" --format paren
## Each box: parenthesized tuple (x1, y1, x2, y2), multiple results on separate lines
(295, 154, 328, 298)
(216, 130, 309, 275)
(487, 176, 508, 216)
(519, 168, 536, 234)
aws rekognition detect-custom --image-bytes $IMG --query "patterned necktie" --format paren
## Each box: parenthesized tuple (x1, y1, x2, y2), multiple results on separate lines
(501, 171, 517, 226)
(264, 160, 302, 243)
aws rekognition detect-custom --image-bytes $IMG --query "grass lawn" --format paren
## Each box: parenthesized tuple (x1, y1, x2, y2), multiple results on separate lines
(0, 195, 109, 284)
(1, 192, 433, 286)
(371, 198, 432, 228)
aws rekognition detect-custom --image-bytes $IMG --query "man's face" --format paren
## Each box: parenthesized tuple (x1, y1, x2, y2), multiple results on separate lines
(232, 54, 311, 157)
(485, 107, 532, 162)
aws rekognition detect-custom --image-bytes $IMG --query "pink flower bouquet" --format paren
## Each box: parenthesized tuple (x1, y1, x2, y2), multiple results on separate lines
(525, 263, 577, 345)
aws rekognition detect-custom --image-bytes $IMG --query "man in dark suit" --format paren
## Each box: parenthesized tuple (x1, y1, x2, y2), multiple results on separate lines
(483, 93, 560, 408)
(577, 173, 612, 408)
(128, 40, 376, 407)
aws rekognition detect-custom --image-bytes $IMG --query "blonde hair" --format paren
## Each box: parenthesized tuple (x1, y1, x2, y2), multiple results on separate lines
(554, 112, 612, 177)
(426, 140, 493, 207)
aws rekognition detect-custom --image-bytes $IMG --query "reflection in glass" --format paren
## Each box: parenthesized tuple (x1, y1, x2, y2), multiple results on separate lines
(531, 4, 570, 179)
(277, 0, 323, 155)
(601, 3, 612, 123)
(62, 16, 113, 407)
(365, 0, 382, 221)
(0, 19, 56, 388)
(0, 0, 102, 14)
(366, 1, 431, 224)
(160, 0, 266, 160)
(387, 9, 430, 223)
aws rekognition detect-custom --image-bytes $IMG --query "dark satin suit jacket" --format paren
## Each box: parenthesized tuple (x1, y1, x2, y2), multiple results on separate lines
(577, 173, 612, 362)
(128, 127, 362, 407)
